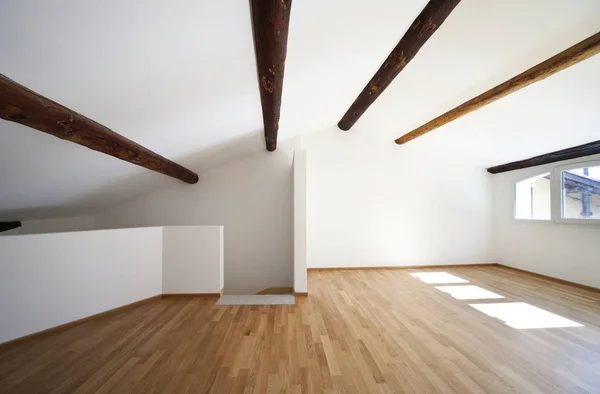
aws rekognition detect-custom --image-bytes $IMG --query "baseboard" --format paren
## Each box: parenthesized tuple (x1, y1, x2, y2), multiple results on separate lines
(255, 287, 294, 295)
(220, 288, 225, 296)
(0, 295, 162, 350)
(307, 263, 497, 271)
(294, 292, 308, 296)
(161, 293, 221, 298)
(496, 264, 600, 293)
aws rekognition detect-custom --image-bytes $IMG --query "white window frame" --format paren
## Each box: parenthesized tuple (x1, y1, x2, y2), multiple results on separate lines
(552, 159, 600, 225)
(511, 158, 600, 226)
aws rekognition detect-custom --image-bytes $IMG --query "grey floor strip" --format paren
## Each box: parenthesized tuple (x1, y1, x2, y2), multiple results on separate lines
(216, 295, 295, 305)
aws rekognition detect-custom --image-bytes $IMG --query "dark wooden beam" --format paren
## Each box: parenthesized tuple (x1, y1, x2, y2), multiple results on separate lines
(0, 74, 199, 184)
(338, 0, 461, 131)
(487, 140, 600, 174)
(396, 32, 600, 144)
(250, 0, 292, 151)
(0, 221, 21, 233)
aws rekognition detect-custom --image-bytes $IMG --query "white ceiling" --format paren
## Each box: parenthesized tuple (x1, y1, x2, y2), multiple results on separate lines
(0, 0, 599, 220)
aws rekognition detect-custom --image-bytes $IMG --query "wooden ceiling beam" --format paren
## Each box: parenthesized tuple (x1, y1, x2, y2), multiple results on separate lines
(487, 140, 600, 174)
(338, 0, 462, 131)
(250, 0, 292, 151)
(0, 74, 199, 184)
(0, 221, 21, 233)
(396, 32, 600, 145)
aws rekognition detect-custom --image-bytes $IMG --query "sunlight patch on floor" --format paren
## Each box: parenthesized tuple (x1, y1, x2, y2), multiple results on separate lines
(470, 302, 583, 329)
(410, 272, 469, 284)
(436, 285, 504, 300)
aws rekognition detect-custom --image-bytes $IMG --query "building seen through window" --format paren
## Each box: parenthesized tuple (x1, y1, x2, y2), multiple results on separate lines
(562, 166, 600, 220)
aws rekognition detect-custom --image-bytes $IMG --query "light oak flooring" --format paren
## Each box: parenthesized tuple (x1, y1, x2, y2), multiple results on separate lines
(1, 265, 600, 393)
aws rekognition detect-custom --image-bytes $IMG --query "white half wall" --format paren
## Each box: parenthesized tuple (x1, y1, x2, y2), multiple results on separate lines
(492, 153, 600, 289)
(303, 127, 494, 268)
(95, 148, 296, 295)
(293, 150, 307, 293)
(162, 226, 224, 294)
(1, 215, 96, 235)
(0, 227, 163, 344)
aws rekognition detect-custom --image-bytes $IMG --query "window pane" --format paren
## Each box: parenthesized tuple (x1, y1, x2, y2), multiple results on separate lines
(562, 166, 600, 220)
(514, 173, 551, 220)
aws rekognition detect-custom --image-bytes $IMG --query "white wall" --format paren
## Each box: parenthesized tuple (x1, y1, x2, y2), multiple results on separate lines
(492, 153, 600, 289)
(0, 227, 163, 344)
(94, 127, 494, 277)
(162, 226, 224, 294)
(1, 215, 96, 235)
(303, 127, 494, 268)
(293, 150, 307, 293)
(95, 147, 296, 295)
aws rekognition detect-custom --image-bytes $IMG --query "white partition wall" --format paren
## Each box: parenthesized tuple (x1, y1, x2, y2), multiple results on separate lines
(93, 146, 296, 296)
(293, 150, 308, 293)
(162, 226, 224, 294)
(0, 225, 226, 345)
(0, 228, 163, 344)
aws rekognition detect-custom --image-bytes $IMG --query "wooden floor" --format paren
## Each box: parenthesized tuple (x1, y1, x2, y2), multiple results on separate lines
(1, 266, 600, 393)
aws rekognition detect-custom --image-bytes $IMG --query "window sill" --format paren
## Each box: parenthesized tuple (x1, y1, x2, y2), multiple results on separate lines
(511, 219, 553, 225)
(554, 218, 600, 226)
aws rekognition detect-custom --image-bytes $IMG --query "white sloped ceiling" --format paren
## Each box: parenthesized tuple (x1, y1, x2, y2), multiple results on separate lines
(0, 0, 599, 220)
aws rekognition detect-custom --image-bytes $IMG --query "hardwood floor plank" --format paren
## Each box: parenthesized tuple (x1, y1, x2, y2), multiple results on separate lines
(1, 266, 600, 393)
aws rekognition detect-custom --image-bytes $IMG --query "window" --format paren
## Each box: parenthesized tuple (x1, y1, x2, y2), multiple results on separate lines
(561, 166, 600, 220)
(511, 160, 600, 225)
(514, 173, 551, 220)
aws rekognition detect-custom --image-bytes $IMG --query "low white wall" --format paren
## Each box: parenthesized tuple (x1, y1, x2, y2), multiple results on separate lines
(492, 153, 600, 289)
(293, 150, 307, 293)
(1, 215, 96, 235)
(0, 224, 226, 344)
(162, 226, 224, 294)
(0, 227, 163, 344)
